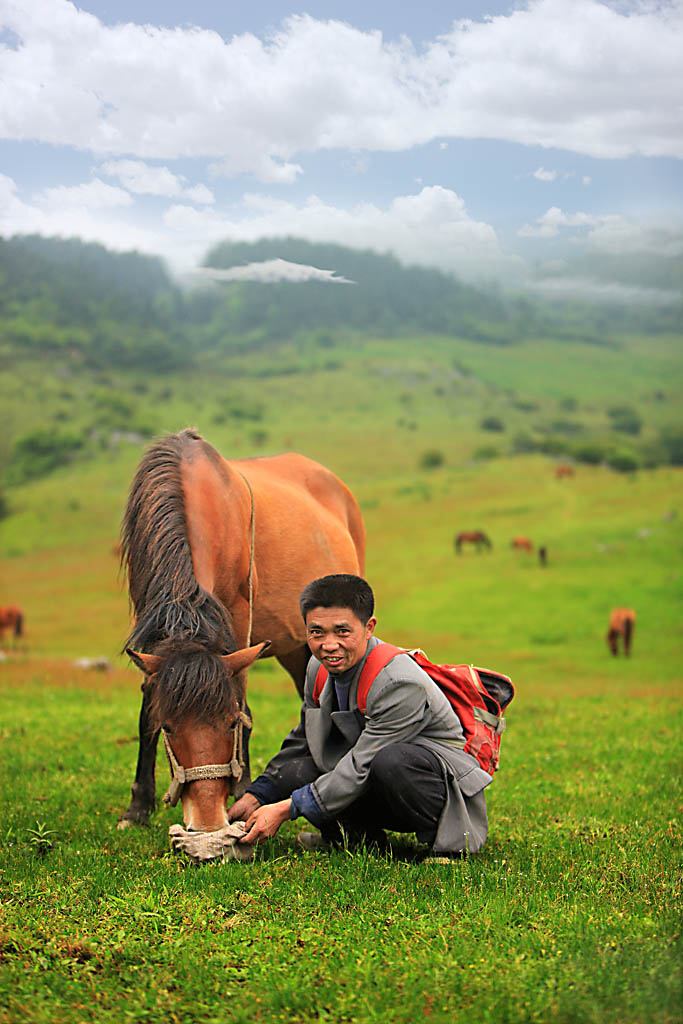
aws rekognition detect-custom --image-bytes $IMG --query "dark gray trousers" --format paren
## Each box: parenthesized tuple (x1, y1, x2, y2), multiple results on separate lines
(262, 742, 447, 845)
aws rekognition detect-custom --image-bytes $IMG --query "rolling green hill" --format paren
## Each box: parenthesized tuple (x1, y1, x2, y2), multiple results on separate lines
(1, 235, 681, 498)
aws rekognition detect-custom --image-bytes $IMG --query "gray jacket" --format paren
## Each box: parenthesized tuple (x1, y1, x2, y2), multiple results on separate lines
(259, 637, 493, 854)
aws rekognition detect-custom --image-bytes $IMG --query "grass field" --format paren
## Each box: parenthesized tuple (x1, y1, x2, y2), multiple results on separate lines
(1, 330, 682, 1023)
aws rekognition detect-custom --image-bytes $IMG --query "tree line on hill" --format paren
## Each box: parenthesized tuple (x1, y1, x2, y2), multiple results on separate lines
(0, 233, 681, 502)
(2, 235, 681, 377)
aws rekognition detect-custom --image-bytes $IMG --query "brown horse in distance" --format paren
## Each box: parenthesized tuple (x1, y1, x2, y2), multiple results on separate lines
(0, 606, 24, 644)
(454, 530, 492, 554)
(607, 607, 636, 657)
(511, 536, 533, 553)
(555, 464, 575, 479)
(120, 429, 365, 834)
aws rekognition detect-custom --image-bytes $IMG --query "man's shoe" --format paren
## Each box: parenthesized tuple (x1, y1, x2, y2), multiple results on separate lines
(296, 831, 332, 852)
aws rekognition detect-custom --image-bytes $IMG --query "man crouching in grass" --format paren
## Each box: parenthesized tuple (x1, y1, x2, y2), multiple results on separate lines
(229, 574, 492, 861)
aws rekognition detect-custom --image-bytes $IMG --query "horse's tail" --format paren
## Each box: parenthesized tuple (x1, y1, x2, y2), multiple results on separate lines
(623, 614, 634, 654)
(455, 535, 462, 554)
(14, 612, 23, 637)
(483, 532, 492, 549)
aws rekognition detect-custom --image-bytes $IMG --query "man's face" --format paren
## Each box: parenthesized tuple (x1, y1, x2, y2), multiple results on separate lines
(305, 605, 376, 676)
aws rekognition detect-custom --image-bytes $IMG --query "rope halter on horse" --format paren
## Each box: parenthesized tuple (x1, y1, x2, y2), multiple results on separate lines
(161, 708, 253, 808)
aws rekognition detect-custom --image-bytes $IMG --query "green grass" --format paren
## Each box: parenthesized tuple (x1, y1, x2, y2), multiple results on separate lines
(0, 666, 680, 1024)
(1, 328, 682, 1022)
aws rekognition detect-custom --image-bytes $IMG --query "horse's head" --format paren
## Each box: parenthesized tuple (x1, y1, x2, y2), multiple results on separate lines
(127, 639, 269, 832)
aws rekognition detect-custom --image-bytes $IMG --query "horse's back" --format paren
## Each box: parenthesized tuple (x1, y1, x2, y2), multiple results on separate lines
(609, 607, 636, 631)
(239, 453, 364, 566)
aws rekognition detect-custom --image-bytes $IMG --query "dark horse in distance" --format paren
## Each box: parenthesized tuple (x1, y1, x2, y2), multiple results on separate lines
(607, 607, 636, 657)
(0, 606, 23, 644)
(119, 429, 365, 833)
(454, 530, 492, 554)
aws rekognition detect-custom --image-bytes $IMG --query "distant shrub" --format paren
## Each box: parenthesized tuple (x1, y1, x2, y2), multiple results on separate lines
(419, 449, 445, 470)
(550, 419, 584, 435)
(250, 430, 269, 447)
(608, 405, 642, 435)
(657, 427, 683, 466)
(0, 491, 9, 520)
(229, 401, 264, 422)
(575, 443, 606, 465)
(474, 445, 499, 461)
(481, 416, 505, 433)
(7, 429, 84, 484)
(316, 331, 335, 348)
(512, 399, 538, 413)
(537, 437, 570, 456)
(511, 432, 540, 454)
(607, 450, 640, 473)
(559, 396, 578, 412)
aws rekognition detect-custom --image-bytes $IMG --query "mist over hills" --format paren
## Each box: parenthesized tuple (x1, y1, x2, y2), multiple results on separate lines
(1, 235, 680, 376)
(0, 230, 681, 505)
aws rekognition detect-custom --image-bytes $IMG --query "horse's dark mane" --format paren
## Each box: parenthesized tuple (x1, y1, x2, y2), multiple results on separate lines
(121, 429, 235, 656)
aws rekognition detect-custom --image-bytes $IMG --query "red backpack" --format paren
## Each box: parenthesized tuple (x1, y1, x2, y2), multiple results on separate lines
(313, 643, 514, 776)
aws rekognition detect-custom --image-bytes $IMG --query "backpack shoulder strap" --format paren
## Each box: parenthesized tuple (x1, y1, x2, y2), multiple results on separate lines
(312, 663, 327, 705)
(312, 643, 407, 711)
(356, 643, 405, 714)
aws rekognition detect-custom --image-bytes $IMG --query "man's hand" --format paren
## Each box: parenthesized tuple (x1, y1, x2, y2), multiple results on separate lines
(239, 799, 291, 845)
(228, 792, 261, 823)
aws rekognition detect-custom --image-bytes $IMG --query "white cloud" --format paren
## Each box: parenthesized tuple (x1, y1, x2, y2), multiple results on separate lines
(0, 170, 521, 281)
(518, 206, 599, 237)
(585, 217, 683, 256)
(518, 206, 683, 258)
(183, 184, 214, 205)
(36, 178, 132, 209)
(0, 0, 681, 177)
(0, 171, 172, 256)
(533, 166, 558, 182)
(582, 175, 592, 186)
(529, 277, 681, 305)
(194, 259, 354, 284)
(163, 185, 524, 280)
(99, 159, 214, 203)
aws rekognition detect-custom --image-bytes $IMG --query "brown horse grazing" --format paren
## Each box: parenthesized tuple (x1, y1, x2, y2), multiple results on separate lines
(511, 536, 533, 553)
(0, 606, 23, 643)
(607, 607, 636, 657)
(454, 530, 492, 554)
(555, 464, 575, 479)
(119, 429, 365, 833)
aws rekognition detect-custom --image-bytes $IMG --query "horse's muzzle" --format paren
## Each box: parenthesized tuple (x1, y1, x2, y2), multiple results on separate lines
(168, 821, 254, 863)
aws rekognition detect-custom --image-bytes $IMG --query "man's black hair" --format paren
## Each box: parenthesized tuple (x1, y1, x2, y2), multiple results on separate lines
(300, 574, 375, 623)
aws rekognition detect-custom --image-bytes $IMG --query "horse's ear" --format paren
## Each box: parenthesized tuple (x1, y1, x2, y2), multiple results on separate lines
(126, 649, 162, 676)
(221, 641, 271, 677)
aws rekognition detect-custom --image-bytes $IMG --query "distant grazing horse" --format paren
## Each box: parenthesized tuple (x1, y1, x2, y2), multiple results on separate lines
(0, 606, 23, 644)
(555, 464, 575, 479)
(120, 429, 365, 834)
(454, 530, 492, 554)
(511, 536, 533, 553)
(607, 607, 636, 657)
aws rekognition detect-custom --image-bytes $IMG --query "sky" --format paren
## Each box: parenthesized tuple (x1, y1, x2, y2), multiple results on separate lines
(0, 0, 682, 294)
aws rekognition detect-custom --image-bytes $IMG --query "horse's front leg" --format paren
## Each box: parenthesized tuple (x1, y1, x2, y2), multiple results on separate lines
(118, 681, 159, 828)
